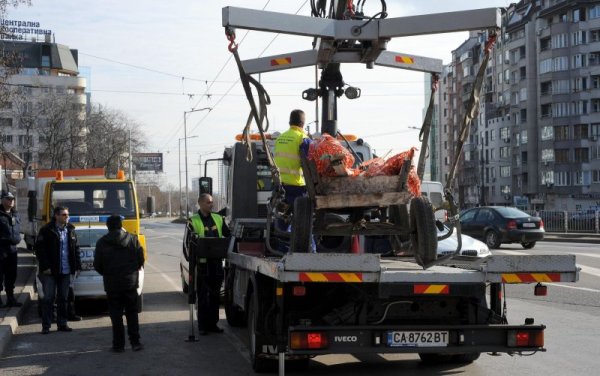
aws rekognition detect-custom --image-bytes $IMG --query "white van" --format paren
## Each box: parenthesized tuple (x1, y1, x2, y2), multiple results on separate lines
(420, 181, 447, 222)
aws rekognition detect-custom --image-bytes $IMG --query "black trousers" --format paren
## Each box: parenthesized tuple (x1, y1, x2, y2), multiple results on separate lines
(107, 290, 140, 348)
(0, 251, 17, 293)
(196, 259, 224, 331)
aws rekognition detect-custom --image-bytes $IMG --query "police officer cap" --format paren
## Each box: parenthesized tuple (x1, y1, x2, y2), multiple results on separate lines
(1, 190, 15, 199)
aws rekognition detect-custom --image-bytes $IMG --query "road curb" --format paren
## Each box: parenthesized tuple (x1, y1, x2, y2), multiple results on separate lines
(0, 267, 36, 356)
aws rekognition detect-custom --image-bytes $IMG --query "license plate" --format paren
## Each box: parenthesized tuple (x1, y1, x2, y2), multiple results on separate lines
(81, 262, 95, 271)
(387, 331, 449, 347)
(523, 223, 536, 228)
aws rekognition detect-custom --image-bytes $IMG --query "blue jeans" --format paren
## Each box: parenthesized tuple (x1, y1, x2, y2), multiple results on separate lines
(277, 185, 316, 253)
(40, 273, 70, 329)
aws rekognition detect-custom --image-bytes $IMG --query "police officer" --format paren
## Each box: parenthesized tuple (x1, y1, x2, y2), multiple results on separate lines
(185, 193, 230, 335)
(0, 191, 22, 308)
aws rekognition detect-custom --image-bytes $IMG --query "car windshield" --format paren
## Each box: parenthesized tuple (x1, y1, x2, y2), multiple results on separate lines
(76, 229, 107, 247)
(494, 207, 530, 218)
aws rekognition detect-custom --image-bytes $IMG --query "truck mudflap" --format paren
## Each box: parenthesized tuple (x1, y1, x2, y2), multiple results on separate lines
(286, 324, 545, 355)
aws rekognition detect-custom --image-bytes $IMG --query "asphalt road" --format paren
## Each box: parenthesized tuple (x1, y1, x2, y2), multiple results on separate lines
(0, 218, 598, 375)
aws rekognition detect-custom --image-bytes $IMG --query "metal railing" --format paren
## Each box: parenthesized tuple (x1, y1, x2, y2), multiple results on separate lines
(527, 210, 600, 233)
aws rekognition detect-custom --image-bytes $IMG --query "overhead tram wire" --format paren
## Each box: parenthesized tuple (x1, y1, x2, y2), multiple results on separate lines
(161, 0, 275, 148)
(187, 0, 310, 137)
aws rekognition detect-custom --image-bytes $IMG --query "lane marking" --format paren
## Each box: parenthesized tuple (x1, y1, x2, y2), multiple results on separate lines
(145, 261, 181, 292)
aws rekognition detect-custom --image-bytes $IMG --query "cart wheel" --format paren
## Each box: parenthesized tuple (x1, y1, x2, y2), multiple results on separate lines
(290, 196, 313, 253)
(316, 213, 351, 253)
(410, 196, 437, 267)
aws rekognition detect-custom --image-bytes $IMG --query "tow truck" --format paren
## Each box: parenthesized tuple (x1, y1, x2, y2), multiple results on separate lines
(191, 2, 580, 374)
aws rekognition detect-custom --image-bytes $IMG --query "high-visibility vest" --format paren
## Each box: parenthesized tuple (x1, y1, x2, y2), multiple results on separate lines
(190, 213, 223, 237)
(274, 126, 307, 186)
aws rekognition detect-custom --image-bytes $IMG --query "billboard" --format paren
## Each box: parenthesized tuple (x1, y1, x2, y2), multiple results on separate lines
(133, 153, 163, 172)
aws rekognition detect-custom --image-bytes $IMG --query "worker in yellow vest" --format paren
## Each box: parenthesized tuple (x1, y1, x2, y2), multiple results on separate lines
(274, 109, 315, 252)
(185, 193, 230, 335)
(274, 109, 312, 206)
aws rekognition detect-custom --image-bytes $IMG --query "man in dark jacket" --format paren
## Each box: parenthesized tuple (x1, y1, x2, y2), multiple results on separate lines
(94, 215, 145, 352)
(0, 191, 22, 308)
(34, 206, 82, 334)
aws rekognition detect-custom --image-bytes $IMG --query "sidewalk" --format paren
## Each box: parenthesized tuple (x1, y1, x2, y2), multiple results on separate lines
(0, 248, 36, 355)
(543, 232, 600, 243)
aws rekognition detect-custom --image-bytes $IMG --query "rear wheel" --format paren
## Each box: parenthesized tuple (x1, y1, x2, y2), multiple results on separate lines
(247, 291, 276, 373)
(410, 197, 438, 267)
(316, 213, 351, 253)
(224, 266, 245, 327)
(485, 230, 501, 249)
(290, 196, 313, 253)
(521, 241, 536, 249)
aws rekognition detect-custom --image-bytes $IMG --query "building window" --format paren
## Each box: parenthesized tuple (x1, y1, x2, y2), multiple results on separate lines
(573, 54, 586, 68)
(574, 148, 589, 163)
(591, 5, 600, 19)
(0, 118, 13, 127)
(553, 102, 570, 117)
(541, 126, 554, 140)
(591, 29, 600, 42)
(500, 146, 510, 158)
(592, 75, 600, 89)
(592, 99, 600, 113)
(540, 37, 551, 51)
(500, 166, 511, 177)
(0, 101, 11, 110)
(555, 149, 570, 163)
(1, 134, 12, 143)
(553, 56, 569, 71)
(572, 31, 586, 45)
(555, 171, 570, 186)
(552, 33, 568, 48)
(541, 148, 555, 162)
(555, 125, 570, 141)
(18, 135, 34, 146)
(573, 77, 587, 92)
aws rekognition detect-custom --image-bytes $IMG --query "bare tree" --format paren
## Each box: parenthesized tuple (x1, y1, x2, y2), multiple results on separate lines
(85, 105, 146, 175)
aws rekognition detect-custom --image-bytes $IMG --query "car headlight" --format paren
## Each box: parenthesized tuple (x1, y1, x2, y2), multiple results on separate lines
(479, 245, 491, 255)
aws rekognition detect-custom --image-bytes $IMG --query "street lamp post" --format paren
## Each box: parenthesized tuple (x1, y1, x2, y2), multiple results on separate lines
(183, 107, 211, 218)
(178, 136, 198, 218)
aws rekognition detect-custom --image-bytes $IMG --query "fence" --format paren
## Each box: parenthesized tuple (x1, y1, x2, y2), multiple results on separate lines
(527, 210, 600, 233)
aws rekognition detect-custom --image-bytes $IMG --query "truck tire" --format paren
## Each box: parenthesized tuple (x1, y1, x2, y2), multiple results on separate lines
(452, 352, 480, 363)
(290, 196, 313, 253)
(247, 291, 276, 373)
(410, 196, 437, 267)
(224, 266, 246, 327)
(316, 213, 351, 253)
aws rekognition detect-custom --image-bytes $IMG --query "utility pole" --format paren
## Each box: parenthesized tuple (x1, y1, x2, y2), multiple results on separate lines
(179, 135, 198, 218)
(183, 107, 211, 218)
(481, 136, 486, 206)
(128, 129, 133, 180)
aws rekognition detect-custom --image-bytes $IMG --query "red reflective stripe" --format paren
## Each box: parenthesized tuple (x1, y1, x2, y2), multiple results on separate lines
(413, 284, 449, 294)
(270, 57, 292, 66)
(395, 56, 415, 64)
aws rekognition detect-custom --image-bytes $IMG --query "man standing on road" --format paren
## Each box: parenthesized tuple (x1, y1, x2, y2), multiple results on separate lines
(34, 206, 81, 334)
(0, 191, 22, 308)
(186, 193, 230, 335)
(94, 215, 145, 352)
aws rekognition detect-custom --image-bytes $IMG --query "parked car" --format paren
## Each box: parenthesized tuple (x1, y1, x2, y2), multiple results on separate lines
(459, 206, 545, 249)
(436, 225, 491, 258)
(35, 225, 145, 312)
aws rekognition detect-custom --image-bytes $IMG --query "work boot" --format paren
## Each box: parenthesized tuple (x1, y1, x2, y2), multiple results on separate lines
(0, 295, 4, 308)
(6, 293, 22, 307)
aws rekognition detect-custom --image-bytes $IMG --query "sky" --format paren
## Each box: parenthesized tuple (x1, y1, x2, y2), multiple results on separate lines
(5, 0, 510, 189)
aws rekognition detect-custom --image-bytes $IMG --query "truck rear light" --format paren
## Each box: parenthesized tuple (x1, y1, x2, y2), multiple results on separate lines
(293, 286, 306, 296)
(507, 220, 517, 230)
(507, 330, 544, 348)
(290, 332, 328, 350)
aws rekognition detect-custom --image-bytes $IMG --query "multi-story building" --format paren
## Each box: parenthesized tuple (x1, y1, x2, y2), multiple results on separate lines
(0, 38, 87, 172)
(436, 0, 600, 211)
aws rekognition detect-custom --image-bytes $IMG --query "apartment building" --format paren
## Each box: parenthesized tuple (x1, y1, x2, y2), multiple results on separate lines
(0, 38, 87, 172)
(435, 0, 600, 211)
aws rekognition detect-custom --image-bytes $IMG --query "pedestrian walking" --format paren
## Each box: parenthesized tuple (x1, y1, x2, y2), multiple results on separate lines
(94, 215, 145, 352)
(0, 190, 22, 308)
(34, 206, 81, 334)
